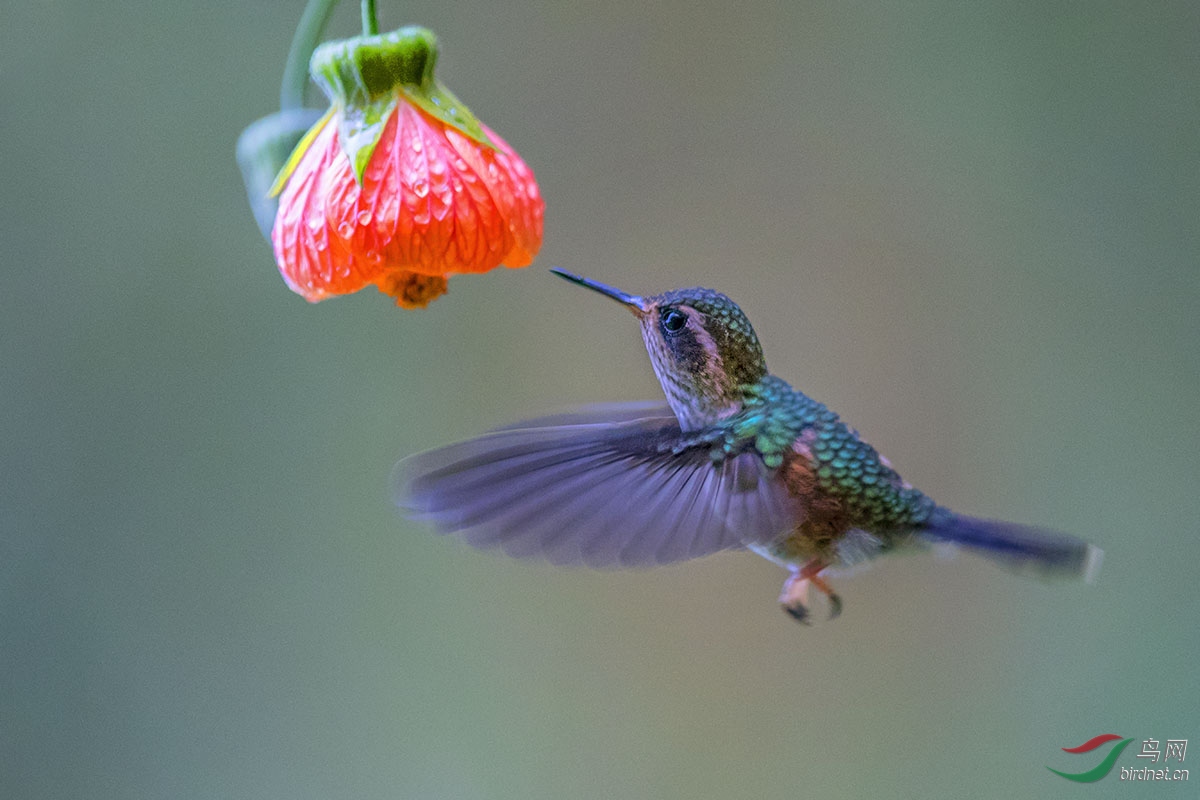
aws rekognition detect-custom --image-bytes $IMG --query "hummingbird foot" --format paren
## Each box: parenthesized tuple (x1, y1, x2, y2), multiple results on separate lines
(783, 601, 812, 625)
(778, 572, 811, 624)
(779, 560, 841, 623)
(810, 574, 843, 620)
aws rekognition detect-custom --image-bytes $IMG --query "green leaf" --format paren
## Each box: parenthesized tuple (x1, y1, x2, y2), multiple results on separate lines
(334, 93, 398, 185)
(402, 80, 494, 149)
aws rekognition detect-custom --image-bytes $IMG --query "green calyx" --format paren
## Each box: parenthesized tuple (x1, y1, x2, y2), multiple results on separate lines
(312, 25, 437, 104)
(309, 25, 494, 184)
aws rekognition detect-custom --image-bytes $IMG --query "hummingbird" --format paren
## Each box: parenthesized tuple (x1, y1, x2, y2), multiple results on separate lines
(396, 269, 1102, 623)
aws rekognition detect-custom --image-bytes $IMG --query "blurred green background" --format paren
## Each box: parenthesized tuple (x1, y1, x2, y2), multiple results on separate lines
(3, 1, 1197, 798)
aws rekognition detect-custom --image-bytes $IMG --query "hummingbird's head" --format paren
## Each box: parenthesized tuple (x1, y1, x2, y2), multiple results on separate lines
(552, 269, 767, 431)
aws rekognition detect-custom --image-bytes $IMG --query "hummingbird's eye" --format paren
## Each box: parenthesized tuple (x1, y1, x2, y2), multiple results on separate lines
(661, 308, 687, 335)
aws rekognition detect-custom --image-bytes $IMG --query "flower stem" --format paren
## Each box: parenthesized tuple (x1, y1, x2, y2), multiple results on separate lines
(362, 0, 378, 36)
(280, 0, 340, 110)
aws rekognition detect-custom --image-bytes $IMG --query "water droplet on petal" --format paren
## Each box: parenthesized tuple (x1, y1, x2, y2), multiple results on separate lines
(336, 221, 355, 238)
(357, 210, 373, 226)
(314, 238, 328, 252)
(365, 249, 382, 265)
(411, 138, 423, 153)
(413, 180, 429, 198)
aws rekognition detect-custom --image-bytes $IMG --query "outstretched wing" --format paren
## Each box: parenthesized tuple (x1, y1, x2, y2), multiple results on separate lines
(394, 403, 801, 568)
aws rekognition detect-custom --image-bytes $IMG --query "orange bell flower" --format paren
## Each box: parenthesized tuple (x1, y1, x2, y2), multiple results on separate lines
(270, 27, 544, 308)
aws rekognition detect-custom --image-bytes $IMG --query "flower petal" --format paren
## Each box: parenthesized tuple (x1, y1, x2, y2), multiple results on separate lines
(273, 116, 351, 301)
(271, 94, 543, 304)
(477, 123, 544, 268)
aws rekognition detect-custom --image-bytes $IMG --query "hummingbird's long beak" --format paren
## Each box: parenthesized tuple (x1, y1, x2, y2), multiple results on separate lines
(550, 268, 648, 316)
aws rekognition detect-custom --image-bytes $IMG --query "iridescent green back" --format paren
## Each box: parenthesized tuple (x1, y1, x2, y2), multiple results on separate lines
(714, 377, 936, 533)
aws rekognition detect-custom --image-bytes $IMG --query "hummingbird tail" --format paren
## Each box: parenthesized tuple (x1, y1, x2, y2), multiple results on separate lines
(919, 510, 1103, 583)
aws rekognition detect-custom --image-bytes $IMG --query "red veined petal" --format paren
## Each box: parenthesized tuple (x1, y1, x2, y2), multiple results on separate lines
(270, 93, 544, 305)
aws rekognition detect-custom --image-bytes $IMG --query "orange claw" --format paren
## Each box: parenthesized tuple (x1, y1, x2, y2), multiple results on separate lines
(781, 560, 842, 623)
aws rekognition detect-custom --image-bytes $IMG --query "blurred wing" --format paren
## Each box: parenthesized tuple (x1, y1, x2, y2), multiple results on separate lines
(395, 404, 800, 568)
(489, 401, 676, 431)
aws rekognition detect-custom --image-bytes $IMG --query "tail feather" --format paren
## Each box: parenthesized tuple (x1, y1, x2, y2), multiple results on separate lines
(920, 510, 1103, 583)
